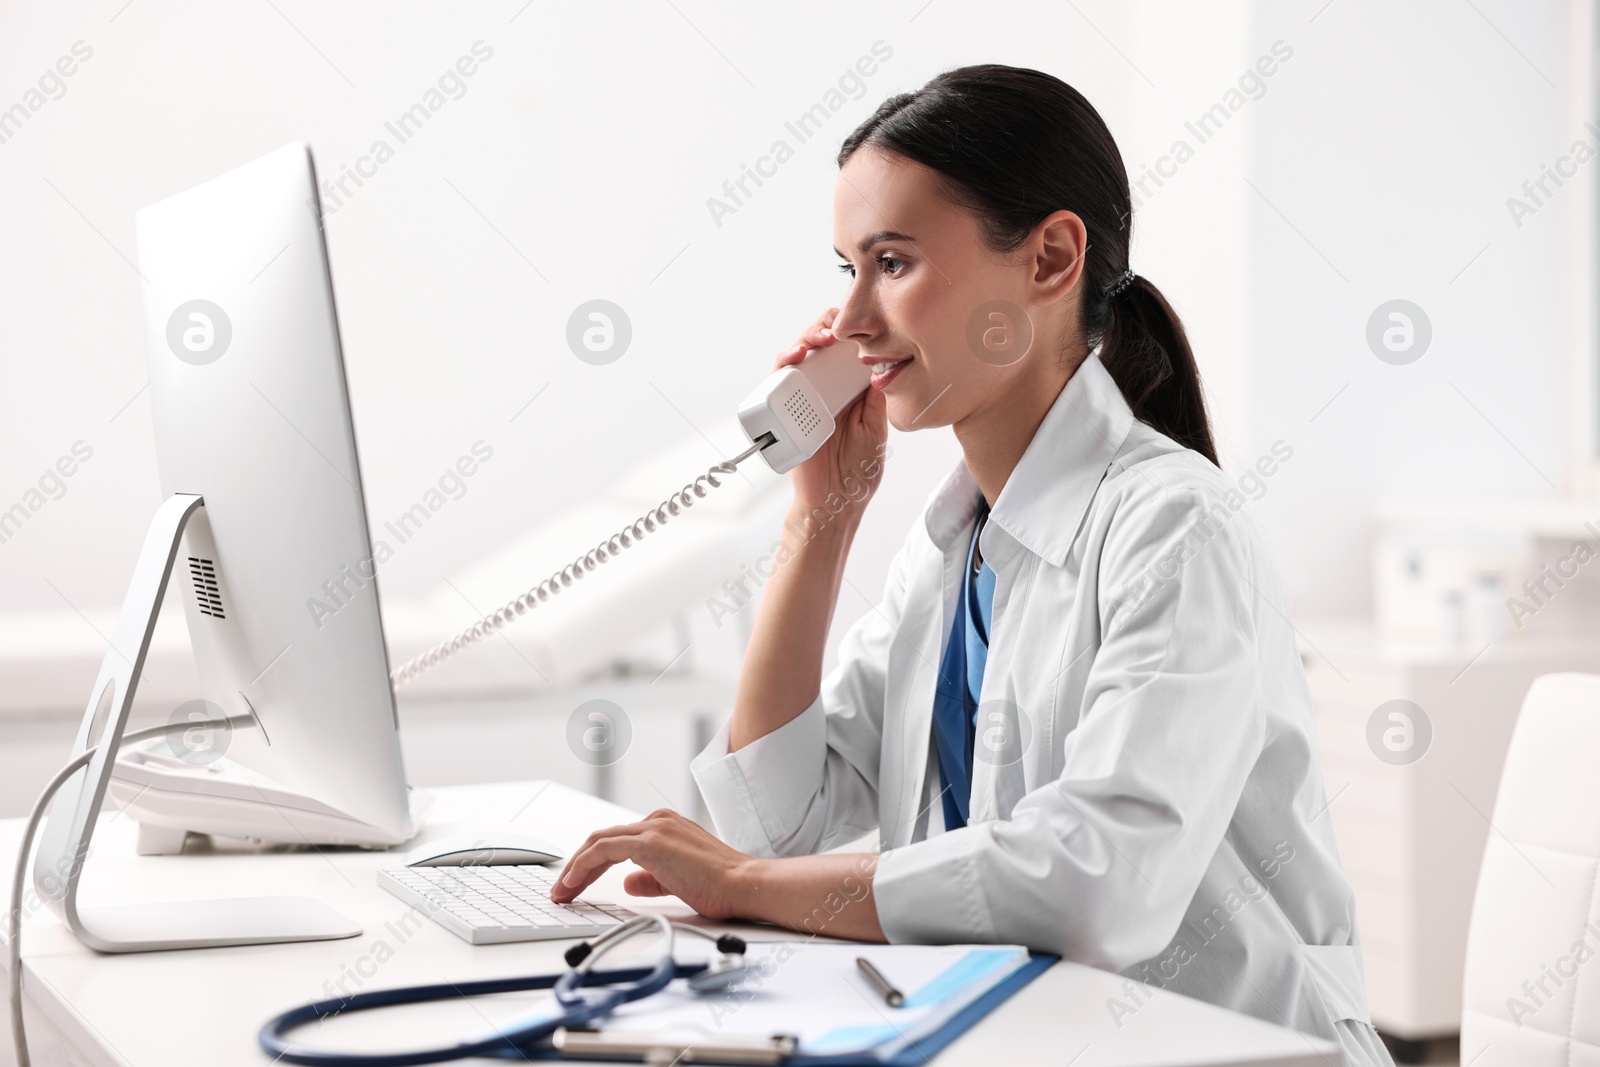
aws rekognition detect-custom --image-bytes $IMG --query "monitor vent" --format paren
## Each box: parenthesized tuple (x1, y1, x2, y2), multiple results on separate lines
(783, 391, 821, 437)
(188, 557, 226, 619)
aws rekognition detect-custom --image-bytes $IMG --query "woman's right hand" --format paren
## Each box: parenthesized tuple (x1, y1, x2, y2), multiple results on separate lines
(774, 308, 888, 516)
(725, 311, 888, 753)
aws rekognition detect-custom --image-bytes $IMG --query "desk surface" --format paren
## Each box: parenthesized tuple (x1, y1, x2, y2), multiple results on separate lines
(0, 781, 1340, 1066)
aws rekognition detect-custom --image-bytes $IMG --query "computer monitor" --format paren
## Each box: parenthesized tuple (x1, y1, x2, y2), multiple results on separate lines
(33, 142, 425, 950)
(123, 141, 420, 845)
(34, 144, 421, 942)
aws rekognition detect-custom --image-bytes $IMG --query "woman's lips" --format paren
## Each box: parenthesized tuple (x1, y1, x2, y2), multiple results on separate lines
(865, 356, 912, 390)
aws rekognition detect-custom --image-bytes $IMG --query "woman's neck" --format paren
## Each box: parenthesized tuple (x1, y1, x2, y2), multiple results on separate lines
(953, 358, 1081, 508)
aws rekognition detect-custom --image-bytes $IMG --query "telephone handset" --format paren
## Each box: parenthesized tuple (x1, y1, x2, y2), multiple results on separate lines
(390, 340, 870, 687)
(736, 339, 870, 474)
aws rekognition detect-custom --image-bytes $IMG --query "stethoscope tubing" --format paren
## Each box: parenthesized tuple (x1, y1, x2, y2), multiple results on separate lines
(258, 961, 714, 1066)
(259, 916, 739, 1067)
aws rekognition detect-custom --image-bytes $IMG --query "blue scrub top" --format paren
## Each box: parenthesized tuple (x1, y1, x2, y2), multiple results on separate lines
(931, 502, 996, 830)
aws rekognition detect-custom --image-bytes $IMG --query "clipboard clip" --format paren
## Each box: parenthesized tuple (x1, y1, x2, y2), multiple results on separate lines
(552, 1027, 799, 1064)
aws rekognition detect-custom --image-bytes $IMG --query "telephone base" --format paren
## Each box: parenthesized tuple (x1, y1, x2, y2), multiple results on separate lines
(110, 740, 431, 849)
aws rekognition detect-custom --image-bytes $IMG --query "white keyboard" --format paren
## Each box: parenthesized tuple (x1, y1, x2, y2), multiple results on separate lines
(377, 865, 637, 945)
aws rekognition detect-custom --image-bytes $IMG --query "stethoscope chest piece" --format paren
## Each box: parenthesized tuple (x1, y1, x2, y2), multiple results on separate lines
(685, 951, 750, 993)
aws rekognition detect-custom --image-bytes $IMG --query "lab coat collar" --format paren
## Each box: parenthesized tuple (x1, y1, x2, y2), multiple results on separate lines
(922, 351, 1134, 568)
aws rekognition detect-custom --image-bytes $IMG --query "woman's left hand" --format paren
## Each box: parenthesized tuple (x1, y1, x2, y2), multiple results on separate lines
(550, 809, 753, 919)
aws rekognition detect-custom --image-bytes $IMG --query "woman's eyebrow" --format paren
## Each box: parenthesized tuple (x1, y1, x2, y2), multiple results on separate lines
(834, 230, 918, 258)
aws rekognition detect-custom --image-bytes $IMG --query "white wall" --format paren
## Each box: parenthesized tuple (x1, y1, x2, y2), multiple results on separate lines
(1245, 0, 1589, 617)
(5, 0, 1587, 716)
(0, 1, 1266, 686)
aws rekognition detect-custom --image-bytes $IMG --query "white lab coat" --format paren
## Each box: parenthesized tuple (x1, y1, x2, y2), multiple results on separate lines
(692, 352, 1390, 1066)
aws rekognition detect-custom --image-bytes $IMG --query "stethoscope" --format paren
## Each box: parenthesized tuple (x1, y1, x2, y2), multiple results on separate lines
(258, 914, 751, 1066)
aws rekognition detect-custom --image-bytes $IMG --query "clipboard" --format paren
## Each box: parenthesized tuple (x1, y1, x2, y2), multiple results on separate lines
(520, 944, 1058, 1065)
(811, 952, 1056, 1066)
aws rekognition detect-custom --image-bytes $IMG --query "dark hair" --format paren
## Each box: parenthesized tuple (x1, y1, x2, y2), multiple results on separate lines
(837, 64, 1217, 466)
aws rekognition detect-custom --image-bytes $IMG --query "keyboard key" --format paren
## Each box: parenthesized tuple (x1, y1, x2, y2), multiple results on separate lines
(378, 865, 638, 944)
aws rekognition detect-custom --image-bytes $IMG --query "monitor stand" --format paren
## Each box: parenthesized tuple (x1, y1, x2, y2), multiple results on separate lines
(31, 494, 361, 952)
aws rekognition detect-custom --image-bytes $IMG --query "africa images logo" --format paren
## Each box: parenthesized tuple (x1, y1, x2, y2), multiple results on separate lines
(166, 299, 232, 365)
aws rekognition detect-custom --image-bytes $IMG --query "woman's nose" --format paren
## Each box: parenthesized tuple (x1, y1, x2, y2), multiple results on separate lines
(831, 288, 878, 344)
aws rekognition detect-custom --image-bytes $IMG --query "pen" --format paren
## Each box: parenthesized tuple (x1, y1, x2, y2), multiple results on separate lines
(856, 956, 905, 1008)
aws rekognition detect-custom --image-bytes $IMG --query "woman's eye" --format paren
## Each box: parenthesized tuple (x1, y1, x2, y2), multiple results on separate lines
(837, 255, 905, 279)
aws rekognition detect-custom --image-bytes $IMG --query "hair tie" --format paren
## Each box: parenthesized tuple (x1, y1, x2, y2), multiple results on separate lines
(1107, 268, 1137, 299)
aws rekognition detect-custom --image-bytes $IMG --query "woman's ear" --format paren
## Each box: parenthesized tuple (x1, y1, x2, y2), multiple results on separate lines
(1030, 210, 1088, 301)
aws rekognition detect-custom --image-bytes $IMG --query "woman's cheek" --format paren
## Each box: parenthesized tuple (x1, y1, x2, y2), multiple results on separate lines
(889, 276, 947, 348)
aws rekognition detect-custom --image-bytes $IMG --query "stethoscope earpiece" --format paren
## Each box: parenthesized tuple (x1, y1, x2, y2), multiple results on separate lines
(558, 917, 753, 1006)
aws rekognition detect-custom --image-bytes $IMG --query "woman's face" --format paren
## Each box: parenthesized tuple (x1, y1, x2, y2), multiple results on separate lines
(831, 146, 1087, 433)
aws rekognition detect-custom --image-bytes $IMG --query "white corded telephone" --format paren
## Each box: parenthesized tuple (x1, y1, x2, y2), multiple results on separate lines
(389, 340, 870, 687)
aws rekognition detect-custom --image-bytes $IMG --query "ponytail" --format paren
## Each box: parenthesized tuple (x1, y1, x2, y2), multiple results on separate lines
(839, 64, 1218, 466)
(1097, 277, 1217, 465)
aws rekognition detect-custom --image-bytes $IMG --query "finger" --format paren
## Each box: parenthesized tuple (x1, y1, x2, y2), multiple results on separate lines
(776, 330, 834, 372)
(774, 340, 807, 370)
(623, 870, 669, 897)
(569, 819, 650, 859)
(859, 382, 888, 434)
(831, 392, 877, 445)
(581, 819, 651, 843)
(558, 836, 634, 890)
(551, 835, 642, 902)
(800, 324, 836, 349)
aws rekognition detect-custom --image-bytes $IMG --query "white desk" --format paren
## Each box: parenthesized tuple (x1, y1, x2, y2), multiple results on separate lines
(0, 781, 1340, 1066)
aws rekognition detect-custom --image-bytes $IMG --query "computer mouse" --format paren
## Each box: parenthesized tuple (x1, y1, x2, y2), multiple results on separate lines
(402, 832, 564, 867)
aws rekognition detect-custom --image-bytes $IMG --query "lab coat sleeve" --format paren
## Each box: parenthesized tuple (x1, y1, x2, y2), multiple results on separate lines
(872, 483, 1266, 969)
(691, 533, 916, 857)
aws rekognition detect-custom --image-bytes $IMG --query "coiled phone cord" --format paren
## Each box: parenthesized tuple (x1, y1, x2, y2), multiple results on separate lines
(388, 434, 775, 689)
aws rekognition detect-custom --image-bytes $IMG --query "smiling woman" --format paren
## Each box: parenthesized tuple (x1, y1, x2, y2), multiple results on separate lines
(824, 66, 1214, 467)
(551, 64, 1394, 1067)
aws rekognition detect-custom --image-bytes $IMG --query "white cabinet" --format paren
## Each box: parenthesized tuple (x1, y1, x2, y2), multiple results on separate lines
(1299, 619, 1600, 1039)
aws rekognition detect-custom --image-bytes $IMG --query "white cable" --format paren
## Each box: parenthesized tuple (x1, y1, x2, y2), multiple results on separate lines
(388, 436, 774, 689)
(9, 716, 254, 1067)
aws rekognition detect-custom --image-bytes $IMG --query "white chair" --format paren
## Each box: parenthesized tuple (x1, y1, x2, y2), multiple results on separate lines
(1460, 673, 1600, 1065)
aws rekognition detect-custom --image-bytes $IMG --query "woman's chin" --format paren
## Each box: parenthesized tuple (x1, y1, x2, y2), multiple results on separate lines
(884, 388, 950, 432)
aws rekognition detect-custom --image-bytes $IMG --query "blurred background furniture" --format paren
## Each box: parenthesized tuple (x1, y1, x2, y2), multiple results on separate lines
(1302, 625, 1600, 1056)
(1302, 499, 1600, 1060)
(1458, 673, 1600, 1066)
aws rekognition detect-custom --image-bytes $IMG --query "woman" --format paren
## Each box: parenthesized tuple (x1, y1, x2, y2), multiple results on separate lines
(552, 65, 1389, 1066)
